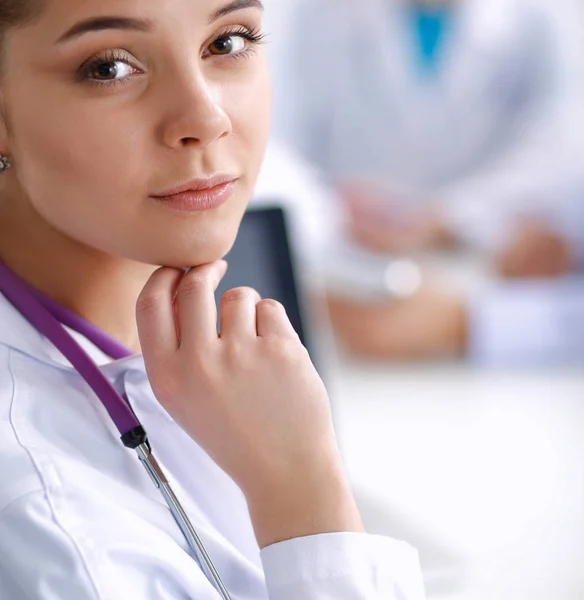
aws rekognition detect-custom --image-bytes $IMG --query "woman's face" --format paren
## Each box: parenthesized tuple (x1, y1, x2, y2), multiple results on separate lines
(0, 0, 270, 267)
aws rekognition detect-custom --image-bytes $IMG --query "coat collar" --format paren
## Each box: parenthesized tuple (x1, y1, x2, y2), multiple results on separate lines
(0, 292, 145, 376)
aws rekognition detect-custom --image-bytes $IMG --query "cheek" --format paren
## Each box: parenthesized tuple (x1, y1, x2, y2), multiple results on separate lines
(7, 87, 153, 254)
(11, 98, 145, 210)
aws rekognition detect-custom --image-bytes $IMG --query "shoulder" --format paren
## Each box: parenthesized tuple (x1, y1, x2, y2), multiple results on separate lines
(0, 342, 121, 516)
(0, 344, 13, 399)
(0, 345, 47, 513)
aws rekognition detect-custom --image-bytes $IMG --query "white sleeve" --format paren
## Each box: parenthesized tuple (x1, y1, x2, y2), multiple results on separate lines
(1, 492, 426, 600)
(440, 0, 584, 250)
(261, 533, 426, 600)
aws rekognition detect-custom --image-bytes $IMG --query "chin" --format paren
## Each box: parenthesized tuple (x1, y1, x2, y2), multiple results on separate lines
(142, 224, 241, 269)
(116, 196, 249, 268)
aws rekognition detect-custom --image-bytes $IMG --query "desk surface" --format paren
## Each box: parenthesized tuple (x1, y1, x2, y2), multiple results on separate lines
(330, 356, 584, 599)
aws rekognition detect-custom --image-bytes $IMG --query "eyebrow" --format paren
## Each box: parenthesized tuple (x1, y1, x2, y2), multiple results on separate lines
(56, 0, 264, 45)
(56, 17, 153, 44)
(210, 0, 264, 23)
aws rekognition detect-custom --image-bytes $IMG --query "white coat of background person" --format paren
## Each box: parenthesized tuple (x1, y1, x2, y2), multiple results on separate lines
(271, 0, 584, 255)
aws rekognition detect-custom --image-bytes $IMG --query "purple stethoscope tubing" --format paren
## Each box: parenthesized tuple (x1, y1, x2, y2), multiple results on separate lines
(0, 261, 142, 442)
(0, 262, 232, 600)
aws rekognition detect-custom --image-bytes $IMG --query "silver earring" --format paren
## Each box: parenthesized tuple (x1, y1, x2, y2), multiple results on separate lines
(0, 155, 11, 175)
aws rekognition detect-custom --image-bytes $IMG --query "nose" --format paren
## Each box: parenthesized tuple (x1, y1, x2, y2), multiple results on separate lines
(159, 71, 233, 150)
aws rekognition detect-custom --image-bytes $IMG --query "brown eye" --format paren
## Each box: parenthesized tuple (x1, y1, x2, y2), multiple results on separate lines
(84, 59, 137, 83)
(91, 61, 120, 80)
(208, 35, 247, 56)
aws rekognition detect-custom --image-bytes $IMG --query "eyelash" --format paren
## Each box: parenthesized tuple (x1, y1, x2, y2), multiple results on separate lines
(212, 25, 267, 56)
(78, 49, 135, 88)
(78, 26, 267, 88)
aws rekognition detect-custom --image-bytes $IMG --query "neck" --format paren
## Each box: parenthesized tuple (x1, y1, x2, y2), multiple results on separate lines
(0, 194, 156, 354)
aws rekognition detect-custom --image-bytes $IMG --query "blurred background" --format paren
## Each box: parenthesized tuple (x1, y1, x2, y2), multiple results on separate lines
(252, 1, 584, 598)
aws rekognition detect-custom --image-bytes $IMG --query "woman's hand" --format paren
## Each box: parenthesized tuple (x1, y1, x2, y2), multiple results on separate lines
(136, 261, 363, 547)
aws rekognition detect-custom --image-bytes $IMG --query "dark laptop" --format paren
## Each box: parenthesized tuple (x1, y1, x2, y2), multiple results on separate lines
(216, 205, 311, 355)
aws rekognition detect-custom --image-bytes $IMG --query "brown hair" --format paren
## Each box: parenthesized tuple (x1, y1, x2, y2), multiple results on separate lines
(0, 0, 42, 77)
(0, 0, 43, 37)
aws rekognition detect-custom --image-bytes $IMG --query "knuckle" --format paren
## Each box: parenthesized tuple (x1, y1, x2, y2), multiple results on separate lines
(222, 287, 258, 304)
(136, 292, 165, 315)
(223, 340, 250, 368)
(258, 298, 284, 312)
(179, 275, 209, 299)
(266, 337, 303, 363)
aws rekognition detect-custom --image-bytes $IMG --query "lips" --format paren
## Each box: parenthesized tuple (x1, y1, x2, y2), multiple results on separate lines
(152, 174, 238, 198)
(151, 175, 239, 212)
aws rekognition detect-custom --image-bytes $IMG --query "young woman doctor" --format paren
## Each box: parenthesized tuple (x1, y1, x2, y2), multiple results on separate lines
(0, 0, 425, 598)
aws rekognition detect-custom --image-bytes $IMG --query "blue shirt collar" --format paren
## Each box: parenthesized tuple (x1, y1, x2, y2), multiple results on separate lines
(408, 3, 453, 72)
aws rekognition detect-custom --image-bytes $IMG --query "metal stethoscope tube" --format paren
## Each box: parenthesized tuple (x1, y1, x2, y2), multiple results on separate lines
(137, 444, 232, 600)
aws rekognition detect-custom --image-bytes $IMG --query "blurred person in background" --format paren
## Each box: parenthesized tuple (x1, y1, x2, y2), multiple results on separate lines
(252, 141, 584, 365)
(267, 0, 584, 361)
(325, 183, 584, 363)
(272, 0, 584, 260)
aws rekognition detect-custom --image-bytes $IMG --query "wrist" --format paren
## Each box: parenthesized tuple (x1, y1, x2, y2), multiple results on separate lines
(245, 453, 364, 549)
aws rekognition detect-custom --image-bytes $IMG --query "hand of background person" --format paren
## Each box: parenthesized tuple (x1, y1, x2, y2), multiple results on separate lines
(327, 287, 467, 360)
(497, 220, 574, 279)
(340, 181, 456, 254)
(136, 261, 363, 548)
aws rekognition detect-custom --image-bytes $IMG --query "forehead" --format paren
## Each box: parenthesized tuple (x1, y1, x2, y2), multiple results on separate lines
(19, 0, 253, 35)
(7, 0, 262, 52)
(47, 0, 266, 18)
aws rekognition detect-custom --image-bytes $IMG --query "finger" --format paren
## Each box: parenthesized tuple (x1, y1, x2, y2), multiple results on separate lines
(256, 299, 298, 339)
(136, 267, 184, 361)
(220, 287, 262, 341)
(176, 260, 228, 349)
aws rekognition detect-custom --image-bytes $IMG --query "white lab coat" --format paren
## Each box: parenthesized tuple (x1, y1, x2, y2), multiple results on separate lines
(0, 292, 425, 599)
(271, 0, 584, 250)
